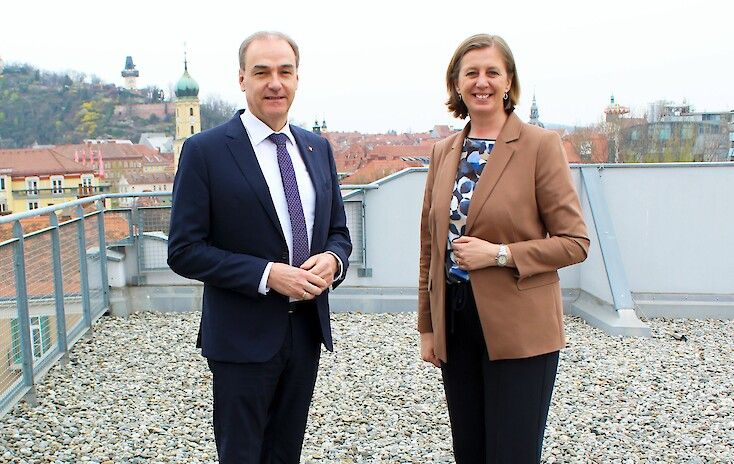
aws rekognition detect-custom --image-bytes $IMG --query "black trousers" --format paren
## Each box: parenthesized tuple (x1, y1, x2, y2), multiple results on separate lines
(207, 302, 322, 464)
(441, 281, 559, 464)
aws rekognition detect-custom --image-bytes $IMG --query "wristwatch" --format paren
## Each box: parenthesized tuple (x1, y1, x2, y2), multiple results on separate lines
(495, 244, 508, 267)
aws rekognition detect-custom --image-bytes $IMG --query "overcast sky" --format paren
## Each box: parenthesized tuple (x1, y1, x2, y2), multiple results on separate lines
(2, 0, 733, 133)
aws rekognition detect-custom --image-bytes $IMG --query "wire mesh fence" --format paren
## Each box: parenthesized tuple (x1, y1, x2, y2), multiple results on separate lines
(21, 231, 58, 370)
(0, 240, 22, 402)
(104, 209, 134, 246)
(0, 194, 177, 415)
(58, 221, 84, 338)
(138, 206, 172, 271)
(84, 212, 105, 318)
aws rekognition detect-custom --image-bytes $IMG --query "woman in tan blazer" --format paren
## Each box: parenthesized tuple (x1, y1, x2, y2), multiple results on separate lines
(418, 34, 589, 463)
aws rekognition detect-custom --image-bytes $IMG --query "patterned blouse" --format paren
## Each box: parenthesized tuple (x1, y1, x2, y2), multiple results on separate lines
(446, 137, 496, 282)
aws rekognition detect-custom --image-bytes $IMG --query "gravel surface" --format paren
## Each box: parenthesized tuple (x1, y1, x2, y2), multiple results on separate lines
(1, 312, 732, 463)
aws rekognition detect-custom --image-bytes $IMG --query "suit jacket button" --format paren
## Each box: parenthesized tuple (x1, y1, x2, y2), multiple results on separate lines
(281, 252, 288, 262)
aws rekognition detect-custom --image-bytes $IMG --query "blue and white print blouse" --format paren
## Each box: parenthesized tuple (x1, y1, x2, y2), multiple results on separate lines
(446, 137, 496, 282)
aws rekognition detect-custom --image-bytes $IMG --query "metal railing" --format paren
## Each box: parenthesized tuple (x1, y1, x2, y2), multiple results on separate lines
(0, 188, 367, 417)
(0, 192, 170, 417)
(11, 185, 111, 199)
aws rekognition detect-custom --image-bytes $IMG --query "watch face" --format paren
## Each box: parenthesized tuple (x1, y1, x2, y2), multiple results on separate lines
(497, 255, 508, 266)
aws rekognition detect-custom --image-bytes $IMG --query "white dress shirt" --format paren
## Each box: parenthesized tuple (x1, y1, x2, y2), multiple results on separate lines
(240, 110, 342, 295)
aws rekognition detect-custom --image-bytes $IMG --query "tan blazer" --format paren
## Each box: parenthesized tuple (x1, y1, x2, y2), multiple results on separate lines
(418, 112, 589, 361)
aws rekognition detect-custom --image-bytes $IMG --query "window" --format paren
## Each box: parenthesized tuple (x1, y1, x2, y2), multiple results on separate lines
(10, 316, 52, 366)
(28, 201, 39, 210)
(0, 177, 5, 190)
(190, 125, 195, 135)
(25, 177, 39, 196)
(189, 107, 194, 116)
(0, 202, 7, 212)
(51, 176, 64, 194)
(344, 201, 364, 265)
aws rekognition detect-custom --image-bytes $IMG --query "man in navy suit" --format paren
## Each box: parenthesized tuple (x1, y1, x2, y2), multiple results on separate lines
(167, 31, 351, 463)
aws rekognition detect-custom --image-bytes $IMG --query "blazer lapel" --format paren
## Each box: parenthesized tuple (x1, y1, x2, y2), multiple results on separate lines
(433, 129, 466, 264)
(224, 113, 285, 241)
(466, 112, 522, 232)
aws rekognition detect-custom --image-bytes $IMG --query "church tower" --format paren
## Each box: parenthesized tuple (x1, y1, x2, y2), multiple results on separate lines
(173, 53, 201, 173)
(528, 93, 544, 128)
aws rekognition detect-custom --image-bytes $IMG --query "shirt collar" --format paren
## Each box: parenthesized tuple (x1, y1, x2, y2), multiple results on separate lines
(240, 109, 296, 147)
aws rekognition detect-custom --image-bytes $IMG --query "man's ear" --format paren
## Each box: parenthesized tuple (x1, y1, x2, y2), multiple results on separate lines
(238, 69, 246, 92)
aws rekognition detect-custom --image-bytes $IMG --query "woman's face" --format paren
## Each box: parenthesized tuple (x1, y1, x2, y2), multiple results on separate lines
(456, 46, 512, 120)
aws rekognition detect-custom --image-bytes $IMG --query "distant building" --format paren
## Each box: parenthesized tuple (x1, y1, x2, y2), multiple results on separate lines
(121, 56, 140, 89)
(139, 133, 174, 154)
(117, 172, 174, 207)
(312, 118, 328, 135)
(113, 102, 173, 121)
(528, 94, 544, 128)
(604, 94, 630, 123)
(430, 125, 454, 138)
(173, 55, 201, 172)
(52, 142, 171, 189)
(0, 148, 106, 214)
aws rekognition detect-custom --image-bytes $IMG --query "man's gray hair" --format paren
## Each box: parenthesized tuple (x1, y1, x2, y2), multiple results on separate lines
(239, 31, 300, 70)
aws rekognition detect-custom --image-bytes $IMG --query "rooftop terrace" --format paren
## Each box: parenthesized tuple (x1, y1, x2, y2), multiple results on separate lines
(1, 312, 732, 463)
(0, 162, 732, 462)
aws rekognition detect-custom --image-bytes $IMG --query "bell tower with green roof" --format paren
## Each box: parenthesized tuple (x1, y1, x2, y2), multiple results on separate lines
(173, 52, 201, 172)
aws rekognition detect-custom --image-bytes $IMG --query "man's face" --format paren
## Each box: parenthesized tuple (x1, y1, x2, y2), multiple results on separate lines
(239, 37, 298, 131)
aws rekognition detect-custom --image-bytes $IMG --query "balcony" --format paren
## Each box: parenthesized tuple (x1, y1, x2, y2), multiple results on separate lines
(12, 185, 111, 199)
(0, 164, 732, 461)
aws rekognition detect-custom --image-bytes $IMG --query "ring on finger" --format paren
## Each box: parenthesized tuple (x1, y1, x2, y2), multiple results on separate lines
(302, 291, 308, 300)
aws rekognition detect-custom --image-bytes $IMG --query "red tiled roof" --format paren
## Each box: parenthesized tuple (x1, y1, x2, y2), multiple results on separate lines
(53, 143, 159, 161)
(122, 172, 174, 185)
(341, 158, 423, 185)
(0, 148, 95, 177)
(562, 141, 582, 163)
(367, 145, 432, 159)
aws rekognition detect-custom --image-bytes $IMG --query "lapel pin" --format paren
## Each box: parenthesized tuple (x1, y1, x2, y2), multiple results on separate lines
(308, 146, 313, 152)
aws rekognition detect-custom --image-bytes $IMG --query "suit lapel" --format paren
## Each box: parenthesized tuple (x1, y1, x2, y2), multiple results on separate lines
(291, 126, 325, 255)
(433, 129, 466, 264)
(224, 113, 285, 241)
(466, 113, 522, 232)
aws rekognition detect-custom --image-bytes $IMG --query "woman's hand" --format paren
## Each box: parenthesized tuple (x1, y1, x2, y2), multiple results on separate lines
(420, 332, 441, 368)
(451, 236, 501, 270)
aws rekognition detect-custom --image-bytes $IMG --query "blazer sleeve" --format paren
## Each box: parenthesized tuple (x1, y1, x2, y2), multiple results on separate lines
(322, 138, 352, 288)
(417, 142, 438, 333)
(509, 131, 590, 279)
(167, 137, 269, 297)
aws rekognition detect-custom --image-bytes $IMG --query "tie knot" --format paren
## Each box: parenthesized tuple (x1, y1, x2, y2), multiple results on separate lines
(268, 133, 288, 148)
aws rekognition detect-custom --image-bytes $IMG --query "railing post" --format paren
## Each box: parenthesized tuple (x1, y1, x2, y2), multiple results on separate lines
(49, 212, 69, 365)
(96, 200, 110, 310)
(75, 205, 92, 334)
(131, 197, 146, 285)
(11, 221, 38, 406)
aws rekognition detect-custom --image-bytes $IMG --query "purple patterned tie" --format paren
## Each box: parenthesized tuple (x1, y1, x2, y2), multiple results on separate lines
(268, 133, 310, 267)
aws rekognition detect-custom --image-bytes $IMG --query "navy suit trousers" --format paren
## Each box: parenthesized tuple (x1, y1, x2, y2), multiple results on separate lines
(208, 302, 322, 464)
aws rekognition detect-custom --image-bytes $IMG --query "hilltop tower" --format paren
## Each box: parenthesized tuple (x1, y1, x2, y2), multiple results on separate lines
(173, 53, 201, 173)
(121, 56, 139, 89)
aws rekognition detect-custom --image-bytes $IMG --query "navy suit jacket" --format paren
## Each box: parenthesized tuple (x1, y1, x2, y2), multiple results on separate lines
(167, 110, 352, 363)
